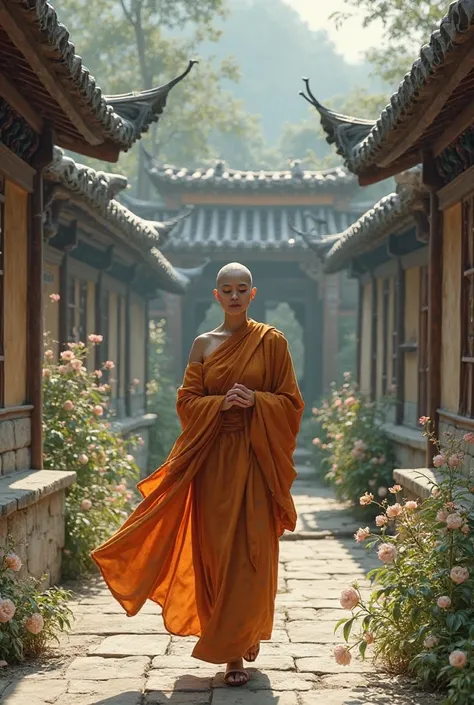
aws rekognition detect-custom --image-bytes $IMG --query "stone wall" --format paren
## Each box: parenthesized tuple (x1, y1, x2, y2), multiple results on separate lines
(0, 469, 76, 586)
(0, 415, 31, 474)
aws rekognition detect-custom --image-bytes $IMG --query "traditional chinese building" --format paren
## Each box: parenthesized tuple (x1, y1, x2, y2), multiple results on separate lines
(43, 148, 190, 473)
(125, 154, 362, 404)
(0, 0, 192, 583)
(303, 0, 474, 495)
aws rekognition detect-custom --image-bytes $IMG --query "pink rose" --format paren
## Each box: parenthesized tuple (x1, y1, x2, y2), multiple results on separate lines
(78, 454, 89, 465)
(449, 650, 467, 669)
(433, 454, 446, 468)
(63, 400, 74, 412)
(24, 613, 44, 635)
(334, 398, 342, 408)
(375, 515, 389, 527)
(437, 595, 451, 609)
(132, 378, 140, 386)
(44, 349, 54, 359)
(363, 632, 375, 644)
(446, 513, 463, 530)
(340, 587, 359, 610)
(389, 485, 402, 494)
(60, 350, 74, 361)
(94, 369, 103, 379)
(81, 499, 92, 511)
(311, 407, 319, 415)
(0, 599, 16, 622)
(461, 524, 470, 535)
(424, 635, 439, 649)
(386, 503, 402, 519)
(344, 396, 356, 408)
(4, 553, 22, 572)
(71, 359, 83, 372)
(404, 501, 418, 511)
(104, 360, 115, 370)
(436, 509, 448, 523)
(58, 365, 69, 375)
(49, 293, 60, 303)
(463, 432, 474, 444)
(351, 449, 363, 460)
(42, 368, 52, 379)
(418, 416, 430, 425)
(93, 405, 104, 417)
(354, 440, 366, 450)
(88, 334, 103, 344)
(377, 543, 397, 563)
(450, 566, 469, 584)
(354, 527, 370, 543)
(359, 492, 374, 506)
(312, 438, 321, 447)
(333, 645, 351, 666)
(377, 486, 388, 498)
(448, 453, 463, 468)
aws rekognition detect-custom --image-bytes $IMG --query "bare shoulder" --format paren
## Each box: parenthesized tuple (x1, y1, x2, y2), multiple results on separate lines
(188, 335, 207, 364)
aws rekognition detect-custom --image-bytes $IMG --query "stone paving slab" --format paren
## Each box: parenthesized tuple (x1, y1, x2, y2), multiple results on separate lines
(0, 474, 434, 704)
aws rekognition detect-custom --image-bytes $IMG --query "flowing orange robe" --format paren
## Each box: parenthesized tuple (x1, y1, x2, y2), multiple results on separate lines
(92, 320, 304, 664)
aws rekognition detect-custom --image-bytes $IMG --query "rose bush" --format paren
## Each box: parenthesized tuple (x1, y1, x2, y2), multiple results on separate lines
(311, 373, 394, 515)
(43, 336, 140, 579)
(0, 536, 72, 663)
(333, 418, 474, 704)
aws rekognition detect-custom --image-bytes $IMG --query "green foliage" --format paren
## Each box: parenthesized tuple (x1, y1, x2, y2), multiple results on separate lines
(312, 374, 394, 515)
(42, 340, 140, 579)
(332, 1, 451, 85)
(334, 420, 474, 703)
(0, 537, 72, 663)
(147, 320, 182, 469)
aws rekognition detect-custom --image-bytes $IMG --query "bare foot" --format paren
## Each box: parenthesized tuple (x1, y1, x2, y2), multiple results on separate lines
(244, 642, 260, 662)
(224, 658, 249, 687)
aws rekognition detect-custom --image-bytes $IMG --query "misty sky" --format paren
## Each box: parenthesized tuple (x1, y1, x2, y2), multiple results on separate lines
(284, 0, 382, 63)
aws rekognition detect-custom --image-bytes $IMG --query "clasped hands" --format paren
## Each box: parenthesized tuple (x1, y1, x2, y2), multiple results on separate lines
(222, 383, 255, 411)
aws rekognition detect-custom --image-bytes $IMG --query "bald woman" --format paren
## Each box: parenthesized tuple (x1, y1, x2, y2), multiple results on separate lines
(92, 262, 304, 686)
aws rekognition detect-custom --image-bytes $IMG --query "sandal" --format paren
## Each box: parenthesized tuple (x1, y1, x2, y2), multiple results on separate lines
(244, 642, 260, 663)
(224, 668, 249, 687)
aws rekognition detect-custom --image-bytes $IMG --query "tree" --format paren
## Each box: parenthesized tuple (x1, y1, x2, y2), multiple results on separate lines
(58, 0, 260, 193)
(331, 1, 451, 85)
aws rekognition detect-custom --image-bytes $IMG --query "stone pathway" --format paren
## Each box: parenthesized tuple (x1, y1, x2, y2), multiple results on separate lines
(0, 465, 438, 704)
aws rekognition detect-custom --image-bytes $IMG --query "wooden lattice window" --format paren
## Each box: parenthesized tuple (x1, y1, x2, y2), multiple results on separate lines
(460, 196, 474, 416)
(0, 178, 4, 407)
(418, 265, 429, 419)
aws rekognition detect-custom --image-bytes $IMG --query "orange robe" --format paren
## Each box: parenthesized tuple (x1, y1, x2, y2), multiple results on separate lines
(92, 320, 304, 664)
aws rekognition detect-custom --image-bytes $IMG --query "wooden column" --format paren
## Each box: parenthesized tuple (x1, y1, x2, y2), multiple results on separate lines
(423, 152, 443, 466)
(94, 271, 103, 371)
(29, 126, 53, 469)
(322, 274, 339, 391)
(144, 298, 150, 413)
(58, 252, 69, 349)
(356, 279, 363, 386)
(395, 260, 405, 425)
(370, 275, 378, 401)
(125, 283, 132, 417)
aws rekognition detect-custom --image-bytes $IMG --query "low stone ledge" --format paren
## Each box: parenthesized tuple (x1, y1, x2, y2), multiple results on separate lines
(382, 422, 425, 452)
(0, 469, 77, 518)
(393, 467, 441, 500)
(111, 413, 157, 436)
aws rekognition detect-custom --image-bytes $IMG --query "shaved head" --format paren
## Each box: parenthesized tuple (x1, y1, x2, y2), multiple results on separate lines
(216, 262, 253, 287)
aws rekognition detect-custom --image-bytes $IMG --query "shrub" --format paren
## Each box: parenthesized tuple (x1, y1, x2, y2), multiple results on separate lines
(334, 418, 474, 704)
(311, 373, 394, 514)
(43, 338, 140, 579)
(147, 319, 181, 470)
(0, 536, 72, 663)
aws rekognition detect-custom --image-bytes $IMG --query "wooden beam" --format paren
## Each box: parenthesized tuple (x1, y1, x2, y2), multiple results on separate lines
(95, 272, 103, 371)
(58, 252, 69, 350)
(377, 39, 474, 169)
(426, 183, 443, 466)
(0, 0, 103, 147)
(358, 151, 423, 186)
(0, 71, 42, 133)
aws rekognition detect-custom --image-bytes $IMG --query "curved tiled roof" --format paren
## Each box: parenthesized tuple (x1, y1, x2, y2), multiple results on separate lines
(45, 148, 190, 294)
(7, 0, 195, 152)
(301, 0, 474, 177)
(144, 153, 355, 192)
(323, 174, 427, 273)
